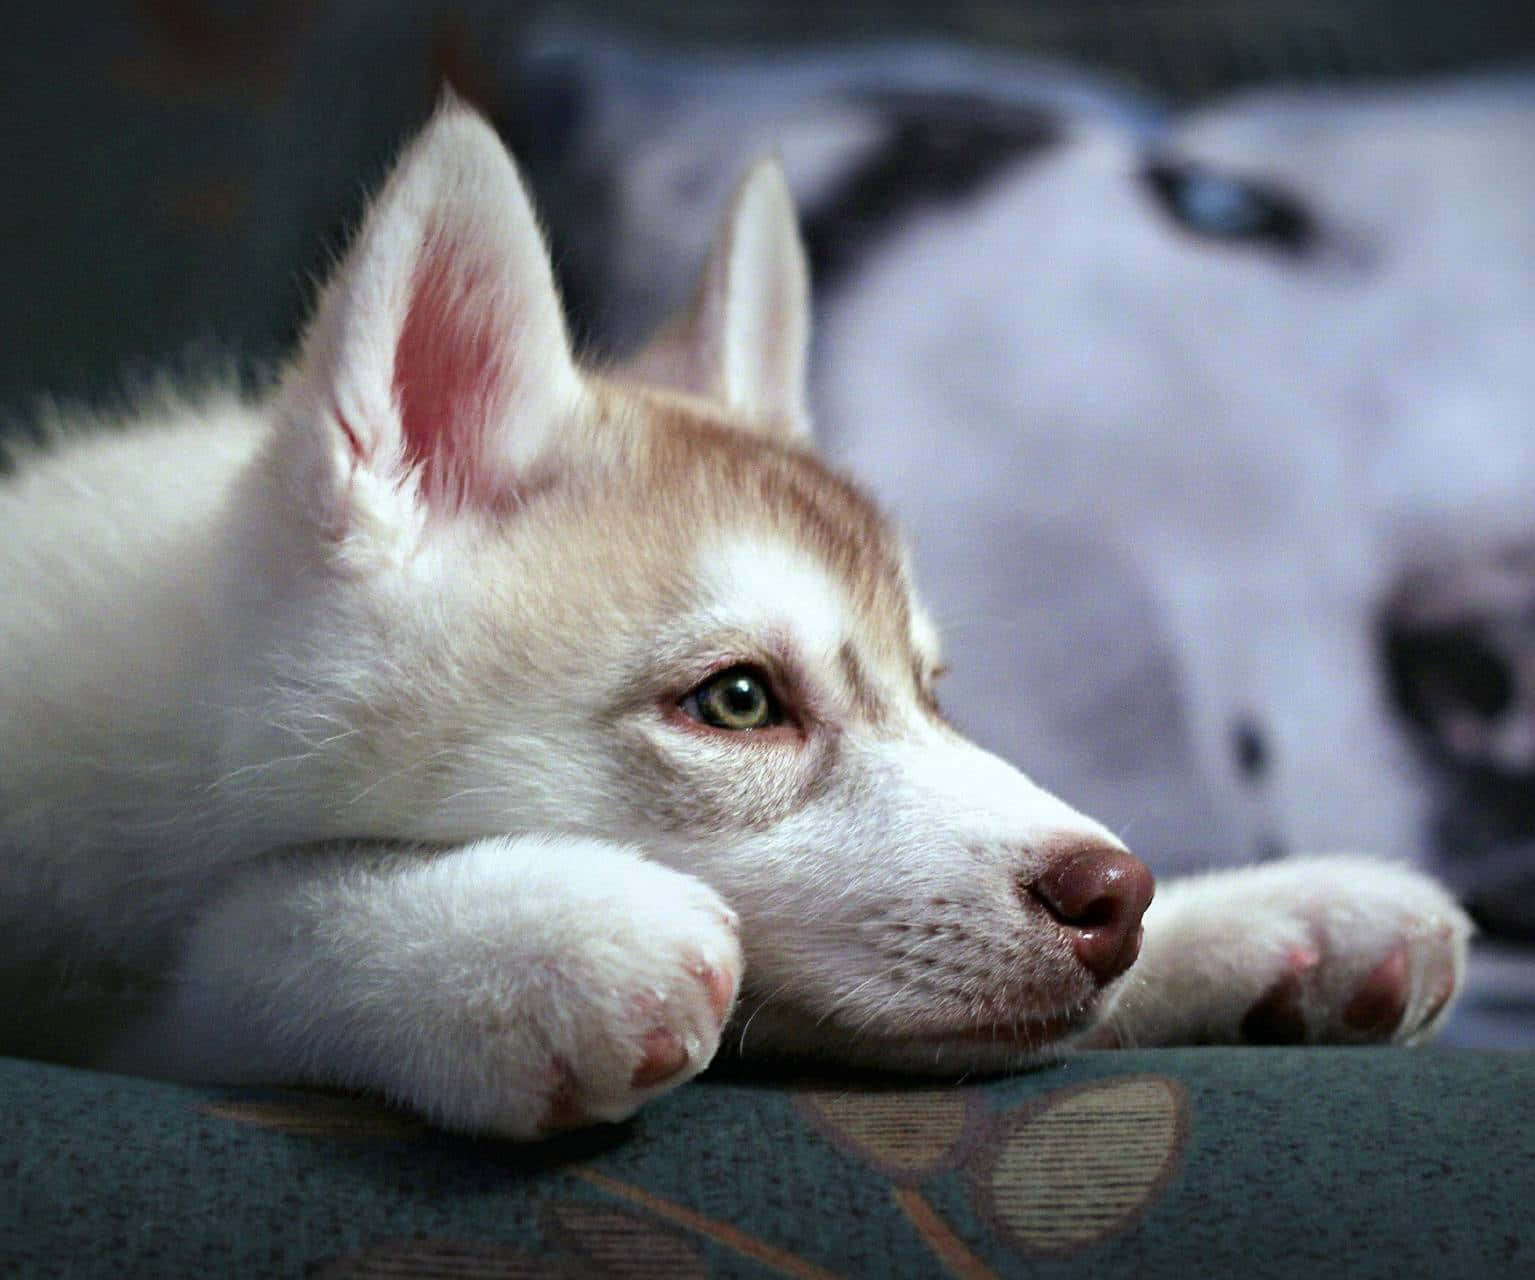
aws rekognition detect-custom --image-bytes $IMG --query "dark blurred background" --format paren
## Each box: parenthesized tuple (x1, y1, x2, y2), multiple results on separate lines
(1, 0, 1530, 420)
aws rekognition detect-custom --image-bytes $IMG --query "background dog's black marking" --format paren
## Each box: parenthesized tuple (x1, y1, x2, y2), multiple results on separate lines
(1230, 716, 1271, 784)
(799, 92, 1063, 286)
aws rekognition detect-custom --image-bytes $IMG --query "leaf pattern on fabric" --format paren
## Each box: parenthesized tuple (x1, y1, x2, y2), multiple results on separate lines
(798, 1086, 981, 1181)
(197, 1072, 1189, 1274)
(543, 1202, 709, 1279)
(971, 1075, 1189, 1256)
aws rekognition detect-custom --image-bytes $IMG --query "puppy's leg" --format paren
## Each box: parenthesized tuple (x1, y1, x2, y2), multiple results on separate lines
(106, 837, 741, 1138)
(1092, 856, 1470, 1047)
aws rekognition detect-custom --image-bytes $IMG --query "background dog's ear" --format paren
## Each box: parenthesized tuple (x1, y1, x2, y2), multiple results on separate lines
(282, 101, 582, 534)
(623, 158, 812, 443)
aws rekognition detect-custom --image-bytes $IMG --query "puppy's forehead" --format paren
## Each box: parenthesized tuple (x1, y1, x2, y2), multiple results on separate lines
(638, 412, 924, 666)
(695, 536, 848, 655)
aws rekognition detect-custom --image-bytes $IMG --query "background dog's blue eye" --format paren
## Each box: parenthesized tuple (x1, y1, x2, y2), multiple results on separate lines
(1142, 160, 1315, 253)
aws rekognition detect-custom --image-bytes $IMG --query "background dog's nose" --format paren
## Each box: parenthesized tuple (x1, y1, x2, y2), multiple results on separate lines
(1380, 548, 1535, 783)
(1028, 843, 1155, 984)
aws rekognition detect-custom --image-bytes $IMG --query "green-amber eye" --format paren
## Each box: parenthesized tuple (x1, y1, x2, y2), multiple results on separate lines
(683, 666, 781, 731)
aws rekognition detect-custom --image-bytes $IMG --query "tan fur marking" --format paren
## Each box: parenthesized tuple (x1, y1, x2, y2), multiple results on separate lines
(625, 392, 912, 637)
(839, 641, 889, 727)
(914, 658, 944, 720)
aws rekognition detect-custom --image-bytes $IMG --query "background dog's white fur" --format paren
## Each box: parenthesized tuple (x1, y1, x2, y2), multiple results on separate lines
(522, 46, 1535, 917)
(0, 104, 1470, 1137)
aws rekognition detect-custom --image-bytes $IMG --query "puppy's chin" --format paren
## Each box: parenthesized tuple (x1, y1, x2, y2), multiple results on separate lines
(726, 998, 1112, 1075)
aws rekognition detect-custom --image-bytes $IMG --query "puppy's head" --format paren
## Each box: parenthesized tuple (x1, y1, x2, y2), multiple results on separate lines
(246, 102, 1153, 1070)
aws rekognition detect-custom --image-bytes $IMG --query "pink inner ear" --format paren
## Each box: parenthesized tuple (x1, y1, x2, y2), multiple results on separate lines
(393, 229, 508, 510)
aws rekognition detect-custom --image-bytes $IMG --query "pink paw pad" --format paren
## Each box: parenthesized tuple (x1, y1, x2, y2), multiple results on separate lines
(539, 1059, 586, 1134)
(691, 960, 739, 1023)
(1240, 946, 1320, 1044)
(1342, 943, 1411, 1036)
(630, 1027, 691, 1089)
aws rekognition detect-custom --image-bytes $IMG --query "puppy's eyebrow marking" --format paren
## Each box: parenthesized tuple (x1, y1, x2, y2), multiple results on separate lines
(838, 640, 888, 725)
(913, 657, 943, 718)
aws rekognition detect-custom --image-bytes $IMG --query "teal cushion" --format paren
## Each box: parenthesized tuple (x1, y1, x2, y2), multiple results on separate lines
(4, 1048, 1531, 1278)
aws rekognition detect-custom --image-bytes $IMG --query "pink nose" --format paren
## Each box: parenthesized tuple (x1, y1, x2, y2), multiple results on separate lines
(1028, 843, 1155, 984)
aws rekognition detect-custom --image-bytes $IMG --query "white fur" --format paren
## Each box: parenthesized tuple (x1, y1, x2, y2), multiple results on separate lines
(107, 836, 741, 1135)
(1, 101, 1472, 1137)
(623, 159, 813, 439)
(693, 536, 848, 661)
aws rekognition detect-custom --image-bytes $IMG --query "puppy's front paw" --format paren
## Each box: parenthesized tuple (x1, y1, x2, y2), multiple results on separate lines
(358, 840, 743, 1140)
(535, 886, 742, 1135)
(1231, 858, 1469, 1045)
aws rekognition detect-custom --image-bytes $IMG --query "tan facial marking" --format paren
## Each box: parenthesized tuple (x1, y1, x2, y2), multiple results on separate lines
(838, 640, 890, 726)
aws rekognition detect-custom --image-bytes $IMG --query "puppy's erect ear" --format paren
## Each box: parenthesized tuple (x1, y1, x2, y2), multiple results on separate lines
(624, 158, 812, 443)
(283, 102, 581, 532)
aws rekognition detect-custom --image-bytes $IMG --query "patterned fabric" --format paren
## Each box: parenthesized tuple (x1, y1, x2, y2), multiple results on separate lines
(4, 1049, 1531, 1277)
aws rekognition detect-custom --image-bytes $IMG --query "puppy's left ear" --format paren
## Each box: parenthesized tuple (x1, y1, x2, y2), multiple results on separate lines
(625, 159, 812, 443)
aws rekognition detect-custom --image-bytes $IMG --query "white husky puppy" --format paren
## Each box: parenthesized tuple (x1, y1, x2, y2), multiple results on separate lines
(0, 103, 1469, 1138)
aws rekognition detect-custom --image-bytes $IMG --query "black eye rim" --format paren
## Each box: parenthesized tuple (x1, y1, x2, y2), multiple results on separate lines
(678, 663, 786, 733)
(1140, 157, 1316, 255)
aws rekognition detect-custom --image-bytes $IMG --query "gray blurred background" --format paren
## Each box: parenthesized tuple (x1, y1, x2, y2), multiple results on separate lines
(1, 1, 1529, 415)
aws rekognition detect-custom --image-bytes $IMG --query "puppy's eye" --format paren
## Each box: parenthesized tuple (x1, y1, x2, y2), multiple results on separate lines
(1142, 159, 1315, 254)
(681, 666, 781, 731)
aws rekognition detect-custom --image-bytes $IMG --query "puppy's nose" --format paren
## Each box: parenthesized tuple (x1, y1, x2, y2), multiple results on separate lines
(1028, 843, 1155, 984)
